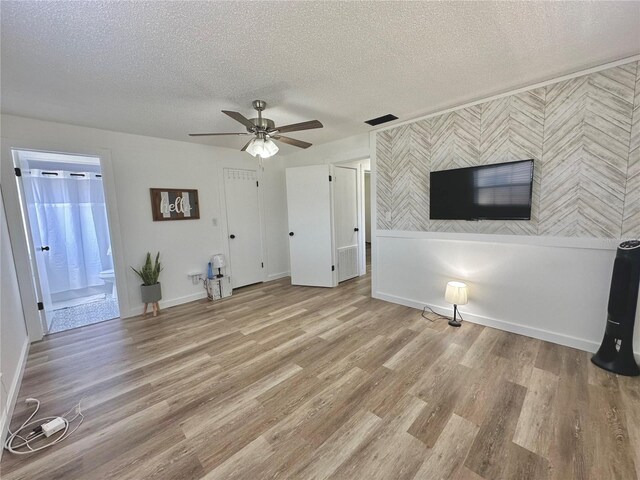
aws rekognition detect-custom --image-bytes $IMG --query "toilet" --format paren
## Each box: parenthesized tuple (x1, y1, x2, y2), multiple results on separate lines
(99, 269, 117, 300)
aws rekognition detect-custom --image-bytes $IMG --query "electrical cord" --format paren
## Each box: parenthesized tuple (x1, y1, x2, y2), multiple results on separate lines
(421, 305, 464, 323)
(4, 397, 85, 455)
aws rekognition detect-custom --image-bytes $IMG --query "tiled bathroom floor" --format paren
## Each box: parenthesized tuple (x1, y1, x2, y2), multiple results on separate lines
(48, 297, 120, 334)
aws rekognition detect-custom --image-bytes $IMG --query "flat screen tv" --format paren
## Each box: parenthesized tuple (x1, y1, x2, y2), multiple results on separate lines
(430, 159, 534, 220)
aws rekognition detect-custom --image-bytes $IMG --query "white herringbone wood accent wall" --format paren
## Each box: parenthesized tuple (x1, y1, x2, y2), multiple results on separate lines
(377, 121, 431, 231)
(479, 89, 545, 236)
(623, 63, 640, 238)
(430, 107, 481, 233)
(376, 61, 640, 239)
(540, 64, 635, 237)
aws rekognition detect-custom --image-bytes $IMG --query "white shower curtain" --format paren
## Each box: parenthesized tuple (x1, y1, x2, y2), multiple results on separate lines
(25, 170, 112, 295)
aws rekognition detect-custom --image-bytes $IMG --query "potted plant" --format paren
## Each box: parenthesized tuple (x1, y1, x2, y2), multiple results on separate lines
(132, 252, 163, 316)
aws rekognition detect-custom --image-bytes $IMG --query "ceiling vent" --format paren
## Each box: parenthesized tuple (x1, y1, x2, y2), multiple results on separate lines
(365, 114, 398, 126)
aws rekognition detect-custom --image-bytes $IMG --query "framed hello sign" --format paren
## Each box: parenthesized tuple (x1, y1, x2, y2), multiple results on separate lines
(150, 188, 200, 221)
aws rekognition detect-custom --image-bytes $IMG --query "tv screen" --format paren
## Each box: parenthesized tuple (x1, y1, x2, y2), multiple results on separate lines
(430, 160, 534, 220)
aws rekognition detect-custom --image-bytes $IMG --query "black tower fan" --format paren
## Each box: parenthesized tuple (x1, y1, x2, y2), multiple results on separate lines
(592, 240, 640, 376)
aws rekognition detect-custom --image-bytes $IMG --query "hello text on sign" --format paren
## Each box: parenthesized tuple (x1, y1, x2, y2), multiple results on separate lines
(150, 188, 200, 221)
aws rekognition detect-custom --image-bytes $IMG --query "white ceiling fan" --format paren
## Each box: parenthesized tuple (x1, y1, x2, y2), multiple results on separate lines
(189, 100, 323, 159)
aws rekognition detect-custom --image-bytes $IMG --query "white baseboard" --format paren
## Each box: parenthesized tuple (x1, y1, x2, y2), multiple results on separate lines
(0, 337, 30, 460)
(121, 273, 287, 318)
(267, 271, 290, 281)
(123, 291, 209, 318)
(374, 290, 640, 363)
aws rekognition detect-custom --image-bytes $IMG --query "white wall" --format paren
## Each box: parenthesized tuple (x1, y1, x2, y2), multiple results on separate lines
(0, 186, 30, 448)
(374, 232, 640, 357)
(283, 133, 370, 167)
(1, 114, 289, 324)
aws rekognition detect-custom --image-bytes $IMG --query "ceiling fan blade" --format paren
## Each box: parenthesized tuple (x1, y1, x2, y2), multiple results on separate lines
(272, 120, 323, 134)
(240, 138, 254, 152)
(222, 110, 256, 130)
(272, 135, 312, 149)
(189, 132, 251, 137)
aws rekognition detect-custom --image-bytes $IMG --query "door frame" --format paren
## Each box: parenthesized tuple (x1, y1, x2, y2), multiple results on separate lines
(1, 140, 128, 341)
(218, 165, 268, 290)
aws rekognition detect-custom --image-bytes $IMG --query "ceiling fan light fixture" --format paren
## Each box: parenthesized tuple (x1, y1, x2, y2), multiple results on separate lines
(263, 138, 279, 157)
(246, 137, 278, 158)
(189, 100, 322, 157)
(245, 137, 262, 157)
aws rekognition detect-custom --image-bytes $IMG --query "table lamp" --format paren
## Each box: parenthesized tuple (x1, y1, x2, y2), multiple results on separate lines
(212, 254, 225, 278)
(444, 281, 468, 327)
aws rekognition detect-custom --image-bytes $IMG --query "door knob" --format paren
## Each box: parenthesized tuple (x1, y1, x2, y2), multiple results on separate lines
(354, 228, 359, 232)
(289, 232, 294, 236)
(40, 246, 50, 251)
(229, 234, 236, 239)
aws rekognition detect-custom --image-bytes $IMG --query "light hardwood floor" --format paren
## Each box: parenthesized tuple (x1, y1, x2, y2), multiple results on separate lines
(2, 263, 639, 479)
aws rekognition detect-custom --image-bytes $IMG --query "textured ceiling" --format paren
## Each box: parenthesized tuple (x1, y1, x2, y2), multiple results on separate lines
(2, 1, 639, 154)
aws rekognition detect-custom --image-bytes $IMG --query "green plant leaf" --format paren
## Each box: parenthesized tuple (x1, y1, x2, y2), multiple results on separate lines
(131, 252, 162, 285)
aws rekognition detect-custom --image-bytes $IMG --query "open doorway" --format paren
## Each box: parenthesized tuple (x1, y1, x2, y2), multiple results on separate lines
(12, 149, 120, 334)
(334, 165, 359, 283)
(334, 157, 370, 278)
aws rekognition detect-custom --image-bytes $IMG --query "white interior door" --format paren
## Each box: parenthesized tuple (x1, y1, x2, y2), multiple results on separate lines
(224, 168, 264, 289)
(334, 166, 359, 282)
(364, 171, 371, 243)
(15, 157, 54, 332)
(286, 164, 336, 287)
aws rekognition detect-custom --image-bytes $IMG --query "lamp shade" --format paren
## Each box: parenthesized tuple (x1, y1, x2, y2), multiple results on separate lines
(245, 137, 279, 159)
(444, 281, 468, 305)
(212, 254, 225, 269)
(246, 138, 263, 157)
(263, 138, 279, 157)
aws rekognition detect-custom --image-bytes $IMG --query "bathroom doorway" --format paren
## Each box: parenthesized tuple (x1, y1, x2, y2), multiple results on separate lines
(12, 149, 120, 334)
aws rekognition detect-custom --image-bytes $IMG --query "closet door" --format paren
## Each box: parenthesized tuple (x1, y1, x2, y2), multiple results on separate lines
(223, 168, 264, 289)
(286, 164, 336, 287)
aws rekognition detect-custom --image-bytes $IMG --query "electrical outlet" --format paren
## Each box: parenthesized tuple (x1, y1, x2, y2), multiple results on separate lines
(188, 272, 203, 285)
(212, 218, 218, 227)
